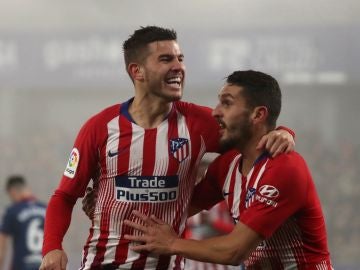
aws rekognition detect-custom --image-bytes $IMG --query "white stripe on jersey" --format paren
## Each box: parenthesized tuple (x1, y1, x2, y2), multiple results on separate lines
(232, 166, 242, 219)
(223, 155, 241, 195)
(82, 116, 121, 269)
(153, 121, 169, 176)
(245, 160, 269, 209)
(245, 166, 255, 190)
(103, 117, 121, 264)
(253, 160, 268, 189)
(129, 123, 145, 175)
(106, 116, 120, 177)
(223, 155, 241, 219)
(176, 111, 193, 233)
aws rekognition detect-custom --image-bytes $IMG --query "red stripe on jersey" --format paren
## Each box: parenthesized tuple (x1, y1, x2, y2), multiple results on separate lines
(130, 252, 149, 269)
(239, 175, 247, 214)
(113, 115, 133, 265)
(166, 112, 180, 232)
(167, 109, 180, 177)
(142, 129, 157, 173)
(156, 255, 171, 270)
(226, 166, 237, 218)
(129, 129, 157, 269)
(81, 225, 95, 268)
(117, 114, 132, 175)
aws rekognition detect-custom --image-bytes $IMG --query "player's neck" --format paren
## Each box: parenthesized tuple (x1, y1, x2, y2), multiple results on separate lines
(129, 95, 172, 129)
(240, 150, 263, 176)
(239, 133, 266, 176)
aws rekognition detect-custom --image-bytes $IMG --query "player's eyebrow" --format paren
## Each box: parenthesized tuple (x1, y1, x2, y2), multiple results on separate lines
(158, 53, 184, 59)
(218, 93, 235, 99)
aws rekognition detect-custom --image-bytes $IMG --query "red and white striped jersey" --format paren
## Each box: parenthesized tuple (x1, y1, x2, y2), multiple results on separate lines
(193, 151, 333, 269)
(55, 99, 220, 270)
(184, 201, 236, 270)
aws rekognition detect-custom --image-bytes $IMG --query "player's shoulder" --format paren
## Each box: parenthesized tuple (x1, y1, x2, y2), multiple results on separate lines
(267, 151, 311, 180)
(269, 151, 306, 167)
(174, 101, 212, 118)
(81, 103, 120, 129)
(90, 104, 120, 122)
(4, 202, 23, 215)
(211, 150, 241, 170)
(33, 200, 47, 209)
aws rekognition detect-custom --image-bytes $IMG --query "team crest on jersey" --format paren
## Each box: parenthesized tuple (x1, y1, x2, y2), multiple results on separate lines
(245, 187, 256, 208)
(169, 138, 189, 162)
(64, 148, 80, 179)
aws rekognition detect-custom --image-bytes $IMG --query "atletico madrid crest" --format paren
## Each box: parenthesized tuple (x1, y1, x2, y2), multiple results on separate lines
(169, 138, 189, 162)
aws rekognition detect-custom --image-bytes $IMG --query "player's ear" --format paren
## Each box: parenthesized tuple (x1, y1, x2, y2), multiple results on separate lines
(128, 63, 144, 81)
(252, 106, 268, 124)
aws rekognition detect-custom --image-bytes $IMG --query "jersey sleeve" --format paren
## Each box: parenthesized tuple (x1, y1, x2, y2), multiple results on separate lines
(276, 126, 296, 139)
(197, 105, 220, 153)
(182, 103, 220, 153)
(42, 190, 76, 255)
(240, 154, 309, 238)
(42, 113, 105, 254)
(0, 208, 13, 235)
(57, 114, 102, 198)
(191, 156, 225, 210)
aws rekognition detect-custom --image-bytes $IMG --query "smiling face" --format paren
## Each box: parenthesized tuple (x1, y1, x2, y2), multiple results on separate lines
(212, 83, 253, 152)
(138, 40, 185, 102)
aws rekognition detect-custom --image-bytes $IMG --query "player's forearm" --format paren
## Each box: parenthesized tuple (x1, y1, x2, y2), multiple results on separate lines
(171, 234, 247, 266)
(0, 233, 8, 267)
(42, 190, 76, 256)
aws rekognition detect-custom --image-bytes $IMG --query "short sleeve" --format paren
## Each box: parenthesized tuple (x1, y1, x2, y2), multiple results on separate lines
(240, 158, 309, 238)
(57, 115, 101, 198)
(0, 208, 13, 235)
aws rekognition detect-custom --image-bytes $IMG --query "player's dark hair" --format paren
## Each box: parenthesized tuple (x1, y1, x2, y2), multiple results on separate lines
(123, 26, 177, 77)
(226, 70, 282, 129)
(6, 175, 26, 191)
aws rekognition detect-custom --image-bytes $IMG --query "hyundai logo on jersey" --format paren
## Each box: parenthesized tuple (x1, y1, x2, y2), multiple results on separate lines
(115, 176, 179, 202)
(259, 185, 280, 198)
(169, 138, 189, 162)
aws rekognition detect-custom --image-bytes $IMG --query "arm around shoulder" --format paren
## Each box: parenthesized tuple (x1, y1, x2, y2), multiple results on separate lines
(171, 221, 263, 265)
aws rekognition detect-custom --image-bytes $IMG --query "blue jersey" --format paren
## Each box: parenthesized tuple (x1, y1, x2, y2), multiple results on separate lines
(0, 198, 46, 270)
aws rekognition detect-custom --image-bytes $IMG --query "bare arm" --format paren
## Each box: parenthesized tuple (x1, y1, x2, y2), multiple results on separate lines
(0, 233, 10, 268)
(124, 210, 263, 266)
(257, 128, 295, 157)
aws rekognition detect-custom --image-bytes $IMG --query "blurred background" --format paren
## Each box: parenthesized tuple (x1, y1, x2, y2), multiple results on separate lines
(0, 0, 359, 269)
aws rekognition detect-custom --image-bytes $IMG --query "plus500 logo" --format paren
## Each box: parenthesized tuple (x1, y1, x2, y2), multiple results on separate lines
(115, 176, 179, 203)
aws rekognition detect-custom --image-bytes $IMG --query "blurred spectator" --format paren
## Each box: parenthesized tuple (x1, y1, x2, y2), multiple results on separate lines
(0, 175, 46, 270)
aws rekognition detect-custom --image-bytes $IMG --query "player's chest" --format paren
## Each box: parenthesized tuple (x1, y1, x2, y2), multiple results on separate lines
(101, 127, 204, 175)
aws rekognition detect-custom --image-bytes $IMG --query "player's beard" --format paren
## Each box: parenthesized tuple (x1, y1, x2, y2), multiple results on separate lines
(145, 71, 184, 102)
(219, 114, 253, 153)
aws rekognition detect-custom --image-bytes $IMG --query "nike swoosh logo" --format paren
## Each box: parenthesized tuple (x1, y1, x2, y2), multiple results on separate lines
(108, 150, 118, 158)
(223, 192, 232, 197)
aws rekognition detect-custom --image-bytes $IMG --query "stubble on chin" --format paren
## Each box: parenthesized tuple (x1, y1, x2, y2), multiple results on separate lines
(219, 137, 236, 153)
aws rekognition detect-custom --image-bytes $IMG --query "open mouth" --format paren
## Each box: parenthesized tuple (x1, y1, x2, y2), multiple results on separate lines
(165, 76, 182, 88)
(218, 121, 226, 130)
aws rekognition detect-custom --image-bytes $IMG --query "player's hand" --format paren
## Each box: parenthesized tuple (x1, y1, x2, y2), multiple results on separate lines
(39, 249, 68, 270)
(124, 210, 178, 255)
(257, 129, 295, 157)
(82, 186, 97, 219)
